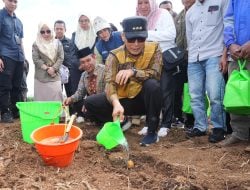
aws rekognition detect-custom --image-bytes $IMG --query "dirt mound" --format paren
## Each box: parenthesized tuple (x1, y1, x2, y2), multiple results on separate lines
(0, 121, 249, 189)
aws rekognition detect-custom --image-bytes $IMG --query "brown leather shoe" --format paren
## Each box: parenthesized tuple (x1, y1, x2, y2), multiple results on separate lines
(218, 135, 242, 147)
(245, 145, 250, 153)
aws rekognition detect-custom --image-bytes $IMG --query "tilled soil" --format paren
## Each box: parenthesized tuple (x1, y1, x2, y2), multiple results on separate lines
(0, 120, 249, 190)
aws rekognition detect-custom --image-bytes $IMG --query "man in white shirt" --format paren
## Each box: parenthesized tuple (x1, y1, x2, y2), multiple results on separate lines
(185, 0, 229, 143)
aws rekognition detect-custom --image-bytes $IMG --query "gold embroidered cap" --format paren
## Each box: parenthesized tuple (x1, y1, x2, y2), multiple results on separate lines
(121, 16, 148, 39)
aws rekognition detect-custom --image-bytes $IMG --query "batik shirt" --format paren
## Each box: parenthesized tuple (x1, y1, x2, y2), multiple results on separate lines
(71, 64, 105, 102)
(105, 42, 162, 103)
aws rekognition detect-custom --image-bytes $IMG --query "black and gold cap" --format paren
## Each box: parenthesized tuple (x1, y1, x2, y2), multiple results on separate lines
(121, 16, 148, 39)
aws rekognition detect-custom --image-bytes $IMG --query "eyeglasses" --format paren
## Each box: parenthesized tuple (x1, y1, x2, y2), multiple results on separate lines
(127, 37, 146, 43)
(40, 30, 51, 35)
(79, 19, 89, 23)
(8, 0, 18, 3)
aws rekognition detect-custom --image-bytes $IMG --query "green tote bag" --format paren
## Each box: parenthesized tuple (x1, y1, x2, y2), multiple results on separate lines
(182, 83, 193, 114)
(182, 83, 210, 115)
(223, 59, 250, 115)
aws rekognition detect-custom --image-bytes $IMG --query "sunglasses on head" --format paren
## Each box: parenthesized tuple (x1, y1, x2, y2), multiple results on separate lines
(127, 37, 146, 43)
(40, 30, 51, 35)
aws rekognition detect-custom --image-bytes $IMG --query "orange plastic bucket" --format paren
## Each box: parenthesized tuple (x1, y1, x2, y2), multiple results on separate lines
(30, 124, 82, 167)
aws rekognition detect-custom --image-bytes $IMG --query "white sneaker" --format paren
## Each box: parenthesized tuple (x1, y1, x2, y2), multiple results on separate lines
(140, 115, 146, 120)
(138, 126, 148, 135)
(76, 116, 84, 123)
(157, 127, 170, 137)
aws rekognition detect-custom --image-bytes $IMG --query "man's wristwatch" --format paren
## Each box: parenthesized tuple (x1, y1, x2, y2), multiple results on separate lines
(132, 67, 137, 77)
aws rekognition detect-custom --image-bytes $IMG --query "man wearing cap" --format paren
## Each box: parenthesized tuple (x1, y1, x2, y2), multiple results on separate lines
(93, 16, 124, 64)
(84, 16, 163, 146)
(63, 47, 105, 118)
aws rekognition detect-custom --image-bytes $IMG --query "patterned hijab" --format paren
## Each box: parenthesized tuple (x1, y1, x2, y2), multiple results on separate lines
(136, 0, 163, 30)
(35, 22, 59, 64)
(75, 13, 96, 50)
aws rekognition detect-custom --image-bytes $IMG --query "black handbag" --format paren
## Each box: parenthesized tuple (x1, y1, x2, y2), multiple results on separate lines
(162, 47, 185, 71)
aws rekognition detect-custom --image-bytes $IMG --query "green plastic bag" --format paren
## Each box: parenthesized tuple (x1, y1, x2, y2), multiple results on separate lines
(182, 83, 210, 115)
(182, 83, 193, 114)
(223, 59, 250, 115)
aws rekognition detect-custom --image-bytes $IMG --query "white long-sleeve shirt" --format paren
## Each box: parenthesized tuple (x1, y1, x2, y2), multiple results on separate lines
(147, 9, 176, 52)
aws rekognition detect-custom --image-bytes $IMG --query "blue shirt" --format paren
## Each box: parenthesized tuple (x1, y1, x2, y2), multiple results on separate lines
(224, 0, 250, 48)
(0, 8, 24, 62)
(95, 31, 123, 63)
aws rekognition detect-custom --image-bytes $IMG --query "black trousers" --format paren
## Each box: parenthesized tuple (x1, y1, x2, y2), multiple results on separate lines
(63, 73, 73, 98)
(70, 67, 84, 115)
(84, 79, 162, 133)
(173, 62, 195, 127)
(73, 99, 85, 117)
(224, 72, 232, 134)
(70, 67, 82, 94)
(0, 56, 24, 114)
(20, 70, 28, 102)
(173, 64, 187, 122)
(160, 68, 178, 129)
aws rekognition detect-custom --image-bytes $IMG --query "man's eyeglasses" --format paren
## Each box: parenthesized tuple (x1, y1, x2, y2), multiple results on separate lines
(40, 30, 51, 35)
(127, 37, 146, 43)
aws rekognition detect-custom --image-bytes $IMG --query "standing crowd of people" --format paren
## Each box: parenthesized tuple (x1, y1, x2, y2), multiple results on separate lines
(0, 0, 249, 149)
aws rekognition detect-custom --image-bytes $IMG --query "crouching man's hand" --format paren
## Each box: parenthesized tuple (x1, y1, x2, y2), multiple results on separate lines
(112, 99, 124, 122)
(115, 69, 134, 85)
(63, 97, 73, 106)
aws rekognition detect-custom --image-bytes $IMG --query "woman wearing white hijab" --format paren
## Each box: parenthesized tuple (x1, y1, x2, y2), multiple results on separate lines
(69, 13, 97, 121)
(32, 22, 64, 101)
(70, 13, 97, 95)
